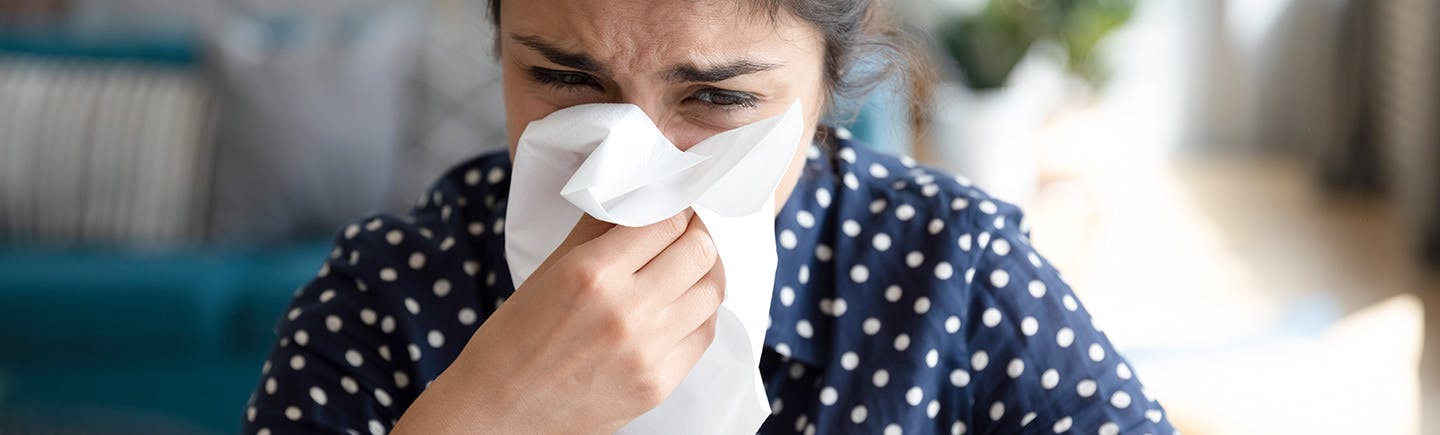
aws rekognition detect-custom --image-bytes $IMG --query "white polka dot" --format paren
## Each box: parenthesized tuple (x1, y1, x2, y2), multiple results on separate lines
(991, 238, 1010, 256)
(265, 377, 277, 394)
(894, 333, 910, 351)
(468, 222, 483, 236)
(951, 421, 967, 435)
(815, 188, 832, 208)
(1111, 391, 1132, 409)
(950, 369, 970, 387)
(905, 386, 923, 406)
(345, 350, 363, 367)
(379, 268, 398, 282)
(394, 371, 410, 388)
(344, 224, 361, 239)
(408, 343, 422, 361)
(1077, 379, 1097, 398)
(487, 167, 506, 184)
(1006, 358, 1025, 378)
(873, 369, 890, 387)
(895, 204, 916, 221)
(884, 285, 902, 302)
(872, 233, 892, 251)
(905, 251, 924, 268)
(815, 244, 833, 262)
(842, 220, 861, 237)
(1028, 252, 1043, 267)
(870, 162, 890, 178)
(285, 406, 302, 421)
(288, 307, 302, 321)
(819, 386, 838, 405)
(319, 289, 336, 303)
(945, 316, 961, 333)
(408, 252, 426, 270)
(789, 362, 804, 378)
(779, 229, 798, 249)
(247, 406, 256, 422)
(341, 376, 358, 394)
(431, 280, 453, 299)
(1117, 363, 1133, 380)
(1020, 316, 1039, 336)
(780, 286, 795, 306)
(1062, 295, 1078, 311)
(310, 386, 328, 405)
(385, 230, 404, 245)
(796, 320, 814, 338)
(850, 264, 869, 283)
(1146, 409, 1164, 423)
(375, 388, 393, 407)
(293, 330, 310, 347)
(464, 260, 479, 276)
(971, 350, 989, 371)
(843, 172, 860, 190)
(989, 269, 1009, 288)
(1088, 343, 1106, 362)
(326, 315, 343, 333)
(839, 147, 857, 162)
(851, 405, 868, 423)
(977, 232, 991, 249)
(913, 297, 931, 314)
(958, 234, 972, 251)
(381, 316, 396, 334)
(1056, 327, 1075, 348)
(1021, 412, 1036, 427)
(831, 298, 848, 317)
(377, 345, 392, 361)
(427, 330, 445, 348)
(981, 308, 1002, 327)
(927, 218, 945, 235)
(922, 184, 940, 197)
(869, 198, 888, 214)
(979, 200, 998, 214)
(884, 423, 902, 435)
(1041, 369, 1060, 390)
(360, 309, 377, 325)
(841, 352, 859, 370)
(934, 262, 954, 280)
(290, 354, 306, 370)
(1099, 422, 1120, 435)
(862, 317, 881, 335)
(1052, 416, 1073, 433)
(771, 398, 784, 415)
(1027, 280, 1046, 298)
(988, 401, 1004, 420)
(796, 210, 816, 228)
(404, 298, 421, 315)
(369, 419, 385, 435)
(458, 308, 478, 325)
(925, 349, 939, 367)
(776, 343, 792, 358)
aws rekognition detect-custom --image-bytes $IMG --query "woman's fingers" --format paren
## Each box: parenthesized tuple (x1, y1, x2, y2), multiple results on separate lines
(660, 257, 726, 343)
(533, 213, 616, 276)
(570, 209, 696, 275)
(633, 216, 720, 305)
(660, 311, 720, 386)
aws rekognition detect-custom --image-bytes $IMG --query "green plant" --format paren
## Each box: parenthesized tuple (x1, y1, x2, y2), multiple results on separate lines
(937, 0, 1139, 90)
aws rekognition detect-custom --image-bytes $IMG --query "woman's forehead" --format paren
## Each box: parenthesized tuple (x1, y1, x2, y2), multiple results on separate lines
(501, 0, 818, 71)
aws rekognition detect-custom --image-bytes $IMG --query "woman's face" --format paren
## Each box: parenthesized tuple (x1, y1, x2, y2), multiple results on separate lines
(499, 0, 828, 215)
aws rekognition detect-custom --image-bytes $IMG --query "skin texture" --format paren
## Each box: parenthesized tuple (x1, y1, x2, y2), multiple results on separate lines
(394, 1, 827, 433)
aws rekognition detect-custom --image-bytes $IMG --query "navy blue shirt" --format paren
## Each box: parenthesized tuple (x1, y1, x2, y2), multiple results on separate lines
(244, 128, 1175, 434)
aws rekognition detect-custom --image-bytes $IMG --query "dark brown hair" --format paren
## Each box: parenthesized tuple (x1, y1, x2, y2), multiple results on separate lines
(487, 0, 933, 138)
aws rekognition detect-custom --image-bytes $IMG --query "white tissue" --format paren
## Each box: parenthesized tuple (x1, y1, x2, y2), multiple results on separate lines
(505, 99, 805, 434)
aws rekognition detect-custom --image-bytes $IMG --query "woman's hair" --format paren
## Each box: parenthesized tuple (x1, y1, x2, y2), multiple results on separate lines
(486, 0, 934, 137)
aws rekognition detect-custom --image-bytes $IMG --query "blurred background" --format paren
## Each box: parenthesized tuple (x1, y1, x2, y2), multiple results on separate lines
(0, 0, 1437, 433)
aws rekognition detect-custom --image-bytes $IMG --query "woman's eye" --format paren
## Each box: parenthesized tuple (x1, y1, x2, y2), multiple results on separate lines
(691, 88, 758, 109)
(529, 67, 600, 90)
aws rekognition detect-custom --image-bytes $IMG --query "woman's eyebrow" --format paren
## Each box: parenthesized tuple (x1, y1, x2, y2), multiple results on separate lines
(664, 60, 781, 83)
(511, 34, 605, 73)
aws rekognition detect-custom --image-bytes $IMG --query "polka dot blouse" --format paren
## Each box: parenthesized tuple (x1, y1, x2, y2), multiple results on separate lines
(243, 128, 1176, 434)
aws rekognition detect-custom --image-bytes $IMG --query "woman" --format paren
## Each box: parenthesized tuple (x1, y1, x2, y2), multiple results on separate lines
(244, 0, 1176, 434)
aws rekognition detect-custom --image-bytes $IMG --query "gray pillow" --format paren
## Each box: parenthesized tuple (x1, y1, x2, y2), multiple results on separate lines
(204, 0, 422, 245)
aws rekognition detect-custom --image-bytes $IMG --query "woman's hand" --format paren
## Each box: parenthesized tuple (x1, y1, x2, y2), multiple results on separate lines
(394, 209, 725, 434)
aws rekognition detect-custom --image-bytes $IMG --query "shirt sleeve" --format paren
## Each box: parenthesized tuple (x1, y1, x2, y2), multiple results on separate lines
(951, 197, 1174, 435)
(241, 165, 500, 435)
